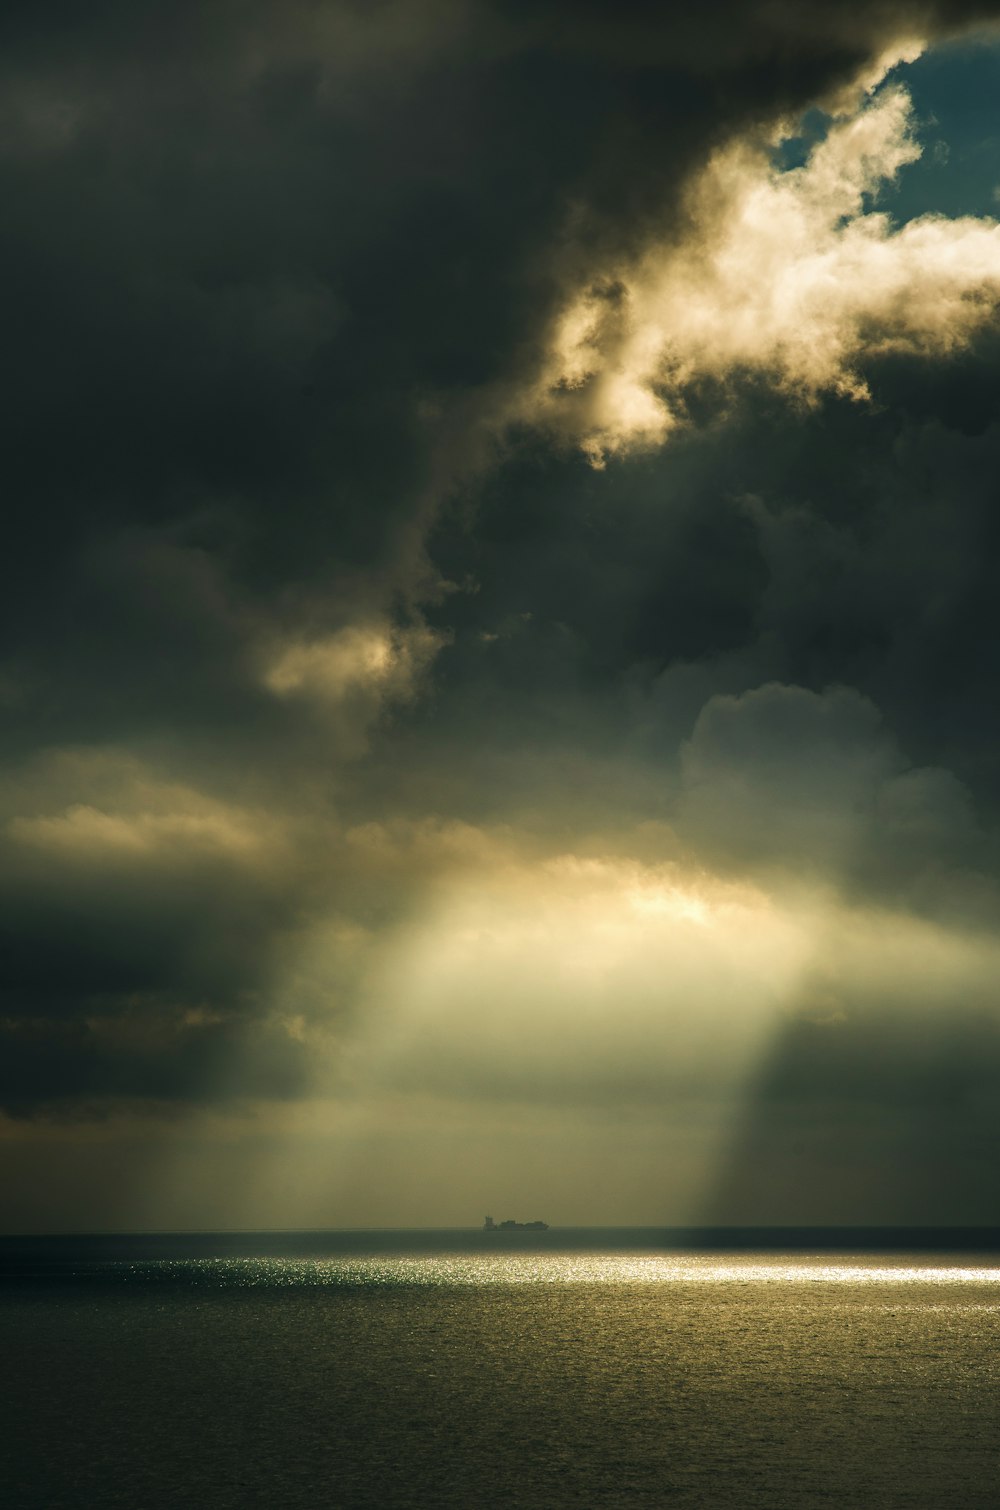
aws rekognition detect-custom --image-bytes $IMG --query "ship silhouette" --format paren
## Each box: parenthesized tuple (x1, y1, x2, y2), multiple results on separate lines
(483, 1215, 549, 1231)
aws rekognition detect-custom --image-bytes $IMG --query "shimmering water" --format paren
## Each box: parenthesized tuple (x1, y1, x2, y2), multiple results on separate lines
(3, 1236, 999, 1509)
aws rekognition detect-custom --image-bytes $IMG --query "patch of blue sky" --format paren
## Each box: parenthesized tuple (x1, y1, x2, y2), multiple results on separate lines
(770, 108, 831, 174)
(888, 34, 1000, 222)
(772, 32, 1000, 224)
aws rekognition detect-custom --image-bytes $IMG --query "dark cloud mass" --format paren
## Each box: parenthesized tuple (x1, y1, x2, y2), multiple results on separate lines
(4, 0, 1000, 1226)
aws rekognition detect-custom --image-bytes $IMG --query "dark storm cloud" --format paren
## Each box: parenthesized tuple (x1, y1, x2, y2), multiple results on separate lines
(421, 375, 1000, 820)
(5, 0, 1000, 1123)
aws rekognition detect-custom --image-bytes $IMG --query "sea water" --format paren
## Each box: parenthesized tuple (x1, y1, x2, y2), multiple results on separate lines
(2, 1231, 999, 1509)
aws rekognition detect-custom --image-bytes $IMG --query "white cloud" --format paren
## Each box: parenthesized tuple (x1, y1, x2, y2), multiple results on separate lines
(4, 750, 290, 873)
(262, 621, 442, 707)
(10, 802, 272, 866)
(527, 77, 1000, 463)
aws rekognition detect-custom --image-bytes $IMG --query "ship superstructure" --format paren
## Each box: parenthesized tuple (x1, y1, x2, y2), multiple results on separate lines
(483, 1215, 549, 1231)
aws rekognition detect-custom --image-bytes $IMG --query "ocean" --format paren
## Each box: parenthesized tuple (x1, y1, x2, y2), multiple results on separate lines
(3, 1229, 999, 1509)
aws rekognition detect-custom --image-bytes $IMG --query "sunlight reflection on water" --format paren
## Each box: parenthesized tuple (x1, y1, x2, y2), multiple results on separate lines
(118, 1254, 1000, 1288)
(11, 1248, 1000, 1508)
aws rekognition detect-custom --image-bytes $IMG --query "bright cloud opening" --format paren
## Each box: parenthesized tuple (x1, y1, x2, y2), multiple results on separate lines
(343, 853, 813, 1107)
(529, 73, 1000, 463)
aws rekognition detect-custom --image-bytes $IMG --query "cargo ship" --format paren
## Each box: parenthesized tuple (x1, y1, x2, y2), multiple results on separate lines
(483, 1215, 549, 1231)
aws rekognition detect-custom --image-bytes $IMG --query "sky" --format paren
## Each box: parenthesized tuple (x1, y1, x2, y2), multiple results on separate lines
(5, 1, 1000, 1231)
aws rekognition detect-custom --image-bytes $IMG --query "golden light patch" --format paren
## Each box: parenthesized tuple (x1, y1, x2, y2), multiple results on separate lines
(528, 79, 1000, 462)
(261, 621, 444, 711)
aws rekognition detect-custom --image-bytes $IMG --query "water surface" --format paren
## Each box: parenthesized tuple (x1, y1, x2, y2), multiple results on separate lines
(3, 1232, 998, 1508)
